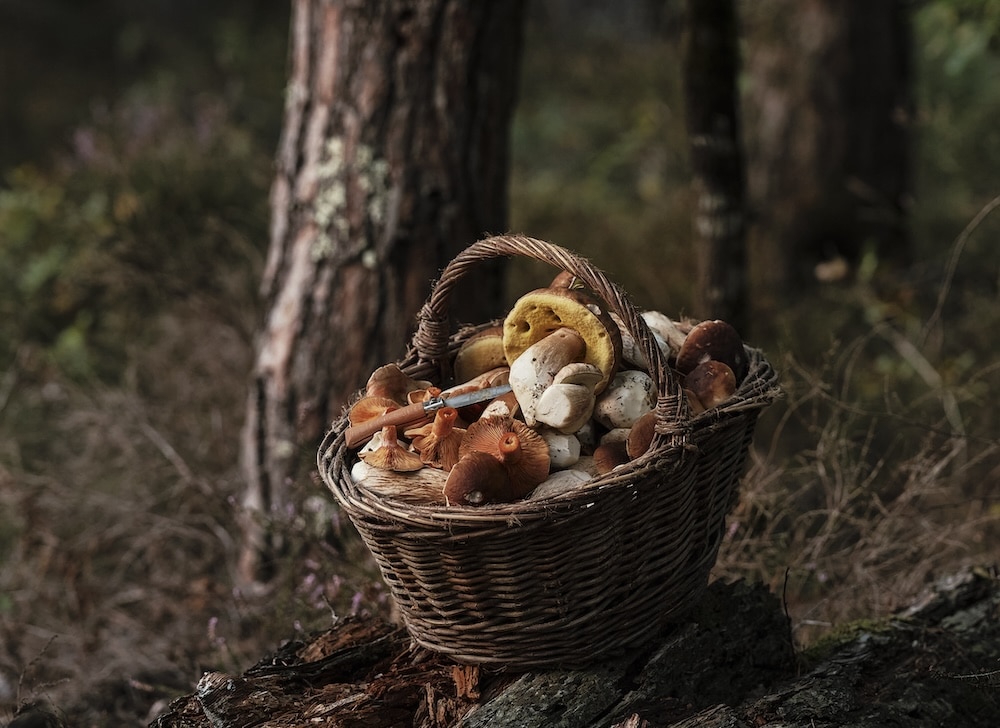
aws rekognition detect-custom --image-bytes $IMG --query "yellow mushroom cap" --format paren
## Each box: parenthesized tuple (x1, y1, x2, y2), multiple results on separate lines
(502, 286, 622, 395)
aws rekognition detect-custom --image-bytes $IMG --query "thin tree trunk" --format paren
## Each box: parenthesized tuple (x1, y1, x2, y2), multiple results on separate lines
(743, 0, 912, 300)
(682, 0, 749, 335)
(238, 0, 525, 584)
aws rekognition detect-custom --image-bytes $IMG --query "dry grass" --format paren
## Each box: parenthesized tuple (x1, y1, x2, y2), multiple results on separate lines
(0, 308, 387, 725)
(715, 348, 1000, 646)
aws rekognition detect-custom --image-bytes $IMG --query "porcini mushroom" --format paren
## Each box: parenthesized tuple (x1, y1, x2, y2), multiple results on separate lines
(502, 285, 622, 395)
(453, 326, 507, 383)
(640, 310, 688, 358)
(533, 382, 596, 434)
(538, 428, 581, 469)
(359, 425, 424, 472)
(508, 327, 586, 426)
(626, 410, 658, 459)
(593, 439, 631, 475)
(527, 468, 591, 500)
(684, 360, 737, 410)
(593, 369, 657, 429)
(404, 406, 465, 471)
(675, 319, 747, 383)
(532, 361, 604, 433)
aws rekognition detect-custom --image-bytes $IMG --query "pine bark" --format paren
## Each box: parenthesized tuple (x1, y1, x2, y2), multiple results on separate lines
(682, 0, 748, 334)
(238, 0, 525, 583)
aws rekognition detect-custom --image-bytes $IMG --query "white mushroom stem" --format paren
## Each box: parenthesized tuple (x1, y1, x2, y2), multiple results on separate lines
(538, 429, 581, 469)
(508, 327, 586, 426)
(640, 310, 688, 357)
(593, 370, 657, 429)
(527, 468, 591, 500)
(534, 383, 596, 434)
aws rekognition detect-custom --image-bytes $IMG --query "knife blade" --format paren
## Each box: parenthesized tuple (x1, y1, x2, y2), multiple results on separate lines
(344, 383, 513, 448)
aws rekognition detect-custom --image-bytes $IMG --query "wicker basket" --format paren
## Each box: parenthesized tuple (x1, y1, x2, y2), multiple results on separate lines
(317, 235, 780, 667)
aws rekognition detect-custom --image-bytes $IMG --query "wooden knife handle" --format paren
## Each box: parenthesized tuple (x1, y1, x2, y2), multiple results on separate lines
(344, 402, 429, 449)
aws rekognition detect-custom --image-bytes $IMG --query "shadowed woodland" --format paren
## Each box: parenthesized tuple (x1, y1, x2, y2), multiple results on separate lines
(1, 0, 999, 725)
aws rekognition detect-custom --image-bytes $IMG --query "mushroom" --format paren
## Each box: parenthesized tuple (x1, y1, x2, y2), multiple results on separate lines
(444, 450, 511, 506)
(442, 367, 510, 423)
(459, 415, 550, 499)
(358, 425, 424, 472)
(574, 420, 598, 454)
(626, 410, 658, 459)
(538, 428, 581, 469)
(533, 383, 595, 434)
(685, 389, 707, 416)
(502, 285, 622, 395)
(593, 369, 657, 429)
(527, 468, 591, 500)
(406, 385, 443, 405)
(453, 326, 507, 383)
(508, 327, 586, 426)
(684, 360, 737, 410)
(640, 310, 688, 359)
(365, 364, 432, 402)
(674, 319, 747, 383)
(480, 389, 521, 419)
(348, 395, 400, 427)
(593, 439, 630, 475)
(533, 361, 605, 434)
(404, 406, 465, 471)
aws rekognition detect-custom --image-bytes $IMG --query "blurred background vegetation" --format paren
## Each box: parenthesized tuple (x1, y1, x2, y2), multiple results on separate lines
(0, 0, 998, 724)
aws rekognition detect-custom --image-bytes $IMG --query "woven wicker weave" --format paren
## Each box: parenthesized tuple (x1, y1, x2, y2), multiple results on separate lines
(318, 235, 780, 667)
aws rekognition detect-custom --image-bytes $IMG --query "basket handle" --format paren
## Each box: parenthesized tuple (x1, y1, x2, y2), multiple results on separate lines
(413, 234, 691, 436)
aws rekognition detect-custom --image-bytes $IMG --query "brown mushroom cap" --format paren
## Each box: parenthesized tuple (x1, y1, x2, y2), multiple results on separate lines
(674, 319, 747, 382)
(453, 326, 507, 383)
(502, 286, 622, 394)
(684, 360, 737, 410)
(444, 450, 512, 506)
(365, 364, 432, 402)
(460, 415, 550, 498)
(626, 410, 658, 459)
(593, 439, 631, 475)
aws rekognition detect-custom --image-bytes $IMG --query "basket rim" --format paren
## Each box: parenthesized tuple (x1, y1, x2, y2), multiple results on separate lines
(318, 342, 780, 531)
(317, 234, 782, 530)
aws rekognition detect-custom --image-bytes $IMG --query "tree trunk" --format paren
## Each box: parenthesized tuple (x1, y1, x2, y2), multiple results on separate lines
(682, 0, 749, 335)
(742, 0, 912, 300)
(238, 0, 525, 584)
(151, 567, 1000, 727)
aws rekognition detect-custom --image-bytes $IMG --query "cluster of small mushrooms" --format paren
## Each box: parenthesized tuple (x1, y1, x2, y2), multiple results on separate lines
(346, 274, 748, 507)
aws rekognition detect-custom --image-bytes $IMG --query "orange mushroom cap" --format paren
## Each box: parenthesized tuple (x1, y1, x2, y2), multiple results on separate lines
(459, 415, 550, 499)
(404, 407, 466, 471)
(359, 425, 424, 472)
(444, 450, 512, 506)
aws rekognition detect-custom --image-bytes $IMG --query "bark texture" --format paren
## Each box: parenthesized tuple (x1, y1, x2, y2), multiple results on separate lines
(682, 0, 748, 334)
(239, 0, 525, 583)
(151, 567, 1000, 727)
(743, 0, 912, 296)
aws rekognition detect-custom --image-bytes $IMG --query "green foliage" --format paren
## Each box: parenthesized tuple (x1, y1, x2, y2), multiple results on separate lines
(509, 31, 696, 312)
(913, 0, 1000, 244)
(0, 96, 271, 382)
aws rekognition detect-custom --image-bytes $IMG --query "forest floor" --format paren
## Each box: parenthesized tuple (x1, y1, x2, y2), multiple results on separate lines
(2, 277, 999, 726)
